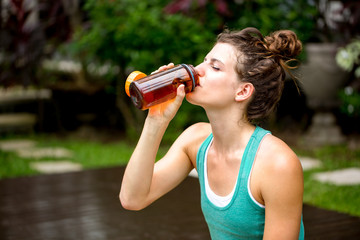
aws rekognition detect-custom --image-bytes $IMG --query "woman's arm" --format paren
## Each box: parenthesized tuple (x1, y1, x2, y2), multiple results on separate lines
(260, 137, 304, 240)
(119, 81, 191, 210)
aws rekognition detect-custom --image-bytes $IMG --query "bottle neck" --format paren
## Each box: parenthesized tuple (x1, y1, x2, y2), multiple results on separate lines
(181, 64, 199, 91)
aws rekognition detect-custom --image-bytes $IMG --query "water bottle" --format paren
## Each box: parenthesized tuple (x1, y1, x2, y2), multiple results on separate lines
(125, 64, 199, 110)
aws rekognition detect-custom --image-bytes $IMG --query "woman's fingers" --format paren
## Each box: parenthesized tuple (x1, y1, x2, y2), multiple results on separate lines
(151, 63, 174, 74)
(175, 84, 186, 104)
(148, 84, 185, 120)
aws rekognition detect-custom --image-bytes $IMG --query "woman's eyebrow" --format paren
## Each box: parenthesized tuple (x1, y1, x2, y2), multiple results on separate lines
(205, 57, 225, 66)
(211, 58, 224, 66)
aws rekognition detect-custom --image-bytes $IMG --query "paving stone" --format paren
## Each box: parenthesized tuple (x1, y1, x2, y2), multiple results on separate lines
(0, 139, 37, 151)
(30, 161, 82, 174)
(299, 156, 323, 171)
(188, 169, 198, 178)
(16, 147, 73, 159)
(0, 113, 36, 126)
(0, 87, 51, 105)
(313, 168, 360, 186)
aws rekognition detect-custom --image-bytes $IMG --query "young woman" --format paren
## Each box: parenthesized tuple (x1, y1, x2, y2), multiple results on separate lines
(120, 27, 304, 239)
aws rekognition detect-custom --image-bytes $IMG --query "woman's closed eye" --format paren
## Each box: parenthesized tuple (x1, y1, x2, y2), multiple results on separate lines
(203, 57, 222, 71)
(211, 65, 220, 71)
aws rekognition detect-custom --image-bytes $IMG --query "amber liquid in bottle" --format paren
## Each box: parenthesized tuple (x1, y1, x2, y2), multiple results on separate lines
(128, 64, 199, 110)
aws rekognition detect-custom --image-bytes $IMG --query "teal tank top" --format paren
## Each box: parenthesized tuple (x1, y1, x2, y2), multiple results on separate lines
(196, 126, 305, 239)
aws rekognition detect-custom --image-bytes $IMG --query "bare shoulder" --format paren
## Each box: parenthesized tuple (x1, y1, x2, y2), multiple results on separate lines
(255, 134, 303, 200)
(174, 122, 212, 164)
(184, 122, 211, 135)
(249, 133, 303, 210)
(257, 134, 302, 174)
(177, 122, 211, 141)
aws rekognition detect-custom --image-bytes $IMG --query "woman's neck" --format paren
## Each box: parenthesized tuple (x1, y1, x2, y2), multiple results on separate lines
(205, 107, 255, 155)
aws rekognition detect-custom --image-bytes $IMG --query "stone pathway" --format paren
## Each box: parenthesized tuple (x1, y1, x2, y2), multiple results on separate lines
(300, 157, 360, 186)
(188, 169, 198, 178)
(0, 87, 52, 134)
(30, 161, 82, 174)
(0, 139, 36, 151)
(0, 139, 82, 174)
(299, 156, 322, 171)
(1, 139, 360, 185)
(313, 168, 360, 186)
(16, 147, 73, 159)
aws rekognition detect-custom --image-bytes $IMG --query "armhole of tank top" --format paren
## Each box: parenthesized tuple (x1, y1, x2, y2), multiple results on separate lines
(247, 133, 271, 209)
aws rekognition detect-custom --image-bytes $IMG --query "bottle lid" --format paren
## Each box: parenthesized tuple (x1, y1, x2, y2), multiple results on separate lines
(125, 71, 147, 97)
(181, 64, 197, 91)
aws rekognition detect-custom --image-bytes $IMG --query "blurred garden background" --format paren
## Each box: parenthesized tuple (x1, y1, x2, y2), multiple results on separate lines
(1, 0, 360, 217)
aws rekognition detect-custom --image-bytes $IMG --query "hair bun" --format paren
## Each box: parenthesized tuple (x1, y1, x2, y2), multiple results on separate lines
(264, 30, 302, 60)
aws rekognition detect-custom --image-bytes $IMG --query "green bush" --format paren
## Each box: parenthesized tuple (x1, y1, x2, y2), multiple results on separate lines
(339, 87, 360, 118)
(225, 0, 318, 43)
(70, 0, 215, 73)
(59, 0, 319, 136)
(60, 0, 215, 135)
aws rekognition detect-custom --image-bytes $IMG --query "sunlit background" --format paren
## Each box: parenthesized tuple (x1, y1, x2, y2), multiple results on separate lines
(1, 0, 360, 222)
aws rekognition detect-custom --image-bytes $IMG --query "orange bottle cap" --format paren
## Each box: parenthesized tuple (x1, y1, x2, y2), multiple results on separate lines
(125, 71, 147, 97)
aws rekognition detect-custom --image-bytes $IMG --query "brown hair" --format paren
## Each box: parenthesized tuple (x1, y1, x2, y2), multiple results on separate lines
(216, 27, 302, 121)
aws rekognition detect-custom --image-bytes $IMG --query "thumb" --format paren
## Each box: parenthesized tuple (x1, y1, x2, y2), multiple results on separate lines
(174, 84, 185, 104)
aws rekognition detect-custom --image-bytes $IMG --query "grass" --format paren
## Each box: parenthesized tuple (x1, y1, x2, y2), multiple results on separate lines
(0, 133, 170, 179)
(1, 133, 360, 217)
(295, 145, 360, 217)
(0, 138, 125, 179)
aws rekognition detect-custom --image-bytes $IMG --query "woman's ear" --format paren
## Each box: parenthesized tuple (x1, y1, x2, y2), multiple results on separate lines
(235, 82, 254, 102)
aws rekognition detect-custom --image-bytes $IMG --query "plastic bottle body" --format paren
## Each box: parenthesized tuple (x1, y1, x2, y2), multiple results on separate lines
(127, 64, 199, 110)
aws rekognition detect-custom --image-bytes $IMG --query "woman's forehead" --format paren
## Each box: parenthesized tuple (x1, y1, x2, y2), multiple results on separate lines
(207, 43, 238, 64)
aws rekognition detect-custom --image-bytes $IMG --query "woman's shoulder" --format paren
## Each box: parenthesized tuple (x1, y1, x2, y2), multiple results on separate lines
(186, 122, 212, 134)
(176, 122, 212, 161)
(255, 133, 304, 211)
(258, 134, 302, 175)
(179, 122, 212, 144)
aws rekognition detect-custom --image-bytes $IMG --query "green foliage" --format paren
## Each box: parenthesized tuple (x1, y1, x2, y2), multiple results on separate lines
(59, 0, 215, 134)
(0, 150, 38, 179)
(71, 0, 214, 74)
(226, 0, 318, 43)
(339, 87, 360, 117)
(58, 0, 321, 134)
(163, 101, 208, 143)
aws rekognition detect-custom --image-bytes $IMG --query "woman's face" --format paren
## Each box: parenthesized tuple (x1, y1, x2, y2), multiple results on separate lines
(186, 43, 241, 109)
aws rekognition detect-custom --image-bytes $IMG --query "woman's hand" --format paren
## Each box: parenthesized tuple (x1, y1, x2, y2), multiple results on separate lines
(147, 63, 186, 122)
(120, 63, 189, 211)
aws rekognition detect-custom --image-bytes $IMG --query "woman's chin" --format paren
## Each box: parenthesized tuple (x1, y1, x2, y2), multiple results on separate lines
(185, 94, 202, 107)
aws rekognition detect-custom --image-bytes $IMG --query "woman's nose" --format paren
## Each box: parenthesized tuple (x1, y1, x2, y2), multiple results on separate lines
(195, 63, 205, 77)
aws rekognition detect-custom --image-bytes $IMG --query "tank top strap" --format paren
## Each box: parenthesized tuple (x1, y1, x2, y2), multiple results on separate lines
(196, 133, 213, 174)
(239, 126, 271, 184)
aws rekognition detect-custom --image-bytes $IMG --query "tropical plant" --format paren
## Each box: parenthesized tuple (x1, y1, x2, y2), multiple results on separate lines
(0, 0, 74, 87)
(165, 0, 319, 43)
(338, 87, 360, 118)
(63, 0, 215, 135)
(228, 0, 318, 43)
